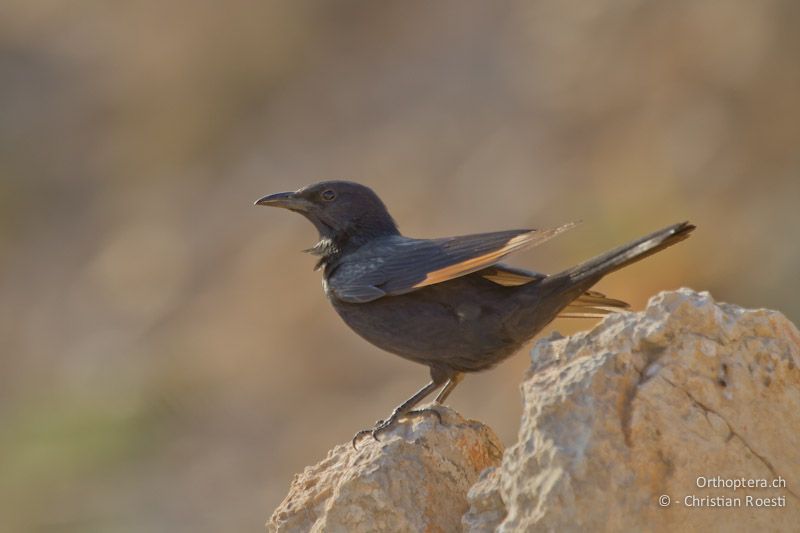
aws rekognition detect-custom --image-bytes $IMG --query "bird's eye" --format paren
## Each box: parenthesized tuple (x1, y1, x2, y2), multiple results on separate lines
(321, 189, 337, 201)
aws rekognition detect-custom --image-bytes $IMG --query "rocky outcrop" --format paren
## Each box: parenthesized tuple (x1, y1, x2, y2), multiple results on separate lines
(465, 289, 800, 532)
(268, 408, 502, 532)
(270, 290, 800, 532)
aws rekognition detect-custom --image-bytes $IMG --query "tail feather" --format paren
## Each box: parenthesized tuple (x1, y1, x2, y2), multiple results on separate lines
(535, 221, 694, 321)
(556, 221, 695, 286)
(559, 289, 631, 318)
(573, 289, 630, 309)
(512, 221, 693, 338)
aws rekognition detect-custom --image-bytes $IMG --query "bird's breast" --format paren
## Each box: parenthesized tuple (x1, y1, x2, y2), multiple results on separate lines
(323, 274, 536, 373)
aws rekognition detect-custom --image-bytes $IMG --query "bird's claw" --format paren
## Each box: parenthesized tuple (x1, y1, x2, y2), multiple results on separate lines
(351, 417, 393, 449)
(351, 428, 377, 449)
(351, 408, 443, 449)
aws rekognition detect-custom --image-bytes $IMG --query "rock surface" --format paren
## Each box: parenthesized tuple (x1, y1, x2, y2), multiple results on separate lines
(268, 408, 503, 532)
(465, 289, 800, 532)
(270, 289, 800, 532)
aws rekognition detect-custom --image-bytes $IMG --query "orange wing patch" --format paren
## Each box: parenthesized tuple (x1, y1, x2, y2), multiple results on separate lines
(412, 222, 577, 289)
(481, 269, 539, 286)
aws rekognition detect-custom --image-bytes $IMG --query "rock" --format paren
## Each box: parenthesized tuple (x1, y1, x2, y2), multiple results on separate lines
(268, 407, 503, 532)
(270, 289, 800, 532)
(464, 289, 800, 532)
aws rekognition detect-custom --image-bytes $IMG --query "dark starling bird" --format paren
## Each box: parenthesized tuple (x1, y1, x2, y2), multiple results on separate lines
(255, 181, 694, 445)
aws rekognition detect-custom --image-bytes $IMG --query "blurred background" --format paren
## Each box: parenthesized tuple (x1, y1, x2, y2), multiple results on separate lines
(1, 0, 799, 531)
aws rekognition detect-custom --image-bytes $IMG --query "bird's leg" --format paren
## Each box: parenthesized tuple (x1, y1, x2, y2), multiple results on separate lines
(352, 378, 444, 448)
(433, 372, 464, 404)
(403, 372, 465, 424)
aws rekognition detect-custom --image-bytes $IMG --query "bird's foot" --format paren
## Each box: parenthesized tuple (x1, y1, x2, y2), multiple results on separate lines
(351, 417, 393, 449)
(351, 407, 443, 449)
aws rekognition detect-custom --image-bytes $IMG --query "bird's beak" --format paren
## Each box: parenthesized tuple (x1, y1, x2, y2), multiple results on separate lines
(254, 191, 313, 211)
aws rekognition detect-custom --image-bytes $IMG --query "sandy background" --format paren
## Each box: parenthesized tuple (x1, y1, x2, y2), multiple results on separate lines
(2, 1, 799, 531)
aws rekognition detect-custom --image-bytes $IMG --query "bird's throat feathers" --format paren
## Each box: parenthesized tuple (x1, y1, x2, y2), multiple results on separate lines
(305, 237, 340, 271)
(308, 214, 399, 271)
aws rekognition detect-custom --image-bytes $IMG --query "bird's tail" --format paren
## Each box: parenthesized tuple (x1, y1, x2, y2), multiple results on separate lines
(562, 221, 694, 282)
(558, 289, 630, 318)
(541, 221, 695, 305)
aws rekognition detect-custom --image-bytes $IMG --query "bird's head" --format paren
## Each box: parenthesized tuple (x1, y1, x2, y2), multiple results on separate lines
(255, 180, 399, 247)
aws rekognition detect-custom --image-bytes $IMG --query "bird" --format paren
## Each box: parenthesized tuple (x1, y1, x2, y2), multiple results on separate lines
(255, 180, 694, 446)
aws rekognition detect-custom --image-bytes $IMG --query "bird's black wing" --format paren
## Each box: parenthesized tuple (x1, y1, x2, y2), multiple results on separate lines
(327, 222, 577, 303)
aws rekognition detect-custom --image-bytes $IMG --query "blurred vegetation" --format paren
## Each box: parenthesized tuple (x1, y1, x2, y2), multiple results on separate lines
(1, 1, 799, 531)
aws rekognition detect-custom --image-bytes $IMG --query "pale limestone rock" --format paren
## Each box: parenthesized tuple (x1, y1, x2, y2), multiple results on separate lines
(268, 407, 502, 533)
(464, 289, 800, 533)
(270, 290, 799, 532)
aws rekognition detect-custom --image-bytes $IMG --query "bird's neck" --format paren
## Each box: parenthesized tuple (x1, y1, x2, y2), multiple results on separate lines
(311, 221, 399, 272)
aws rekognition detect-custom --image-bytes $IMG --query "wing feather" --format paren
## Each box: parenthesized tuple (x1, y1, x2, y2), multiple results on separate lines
(328, 222, 577, 303)
(409, 222, 576, 289)
(480, 263, 546, 286)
